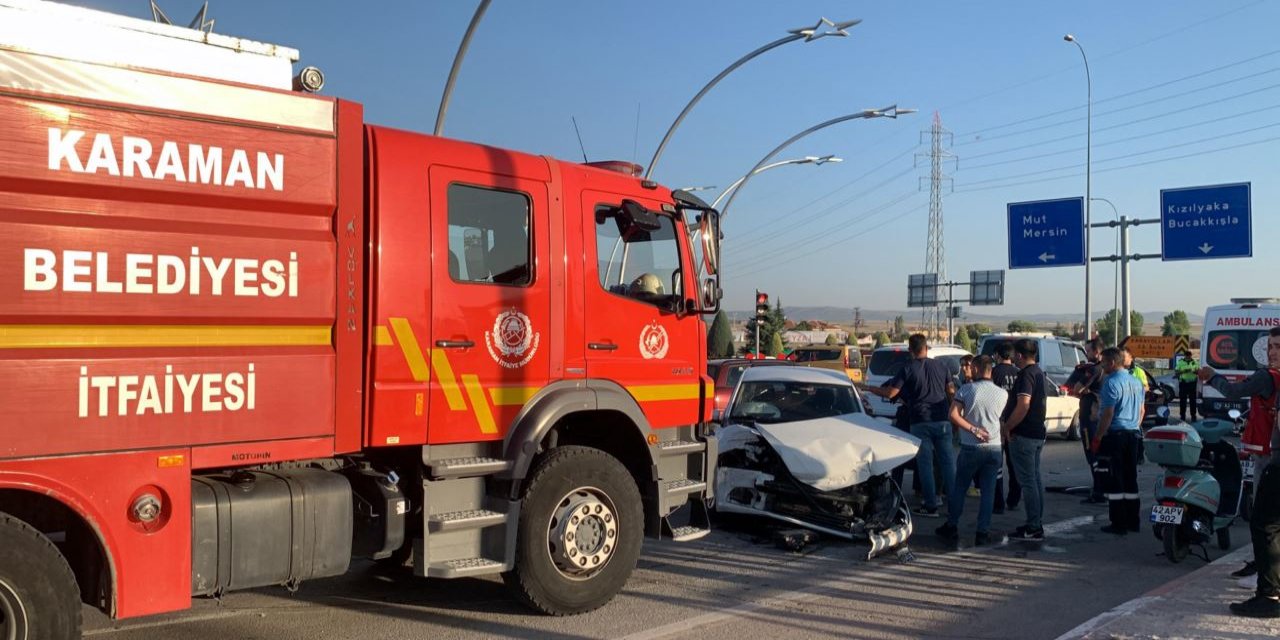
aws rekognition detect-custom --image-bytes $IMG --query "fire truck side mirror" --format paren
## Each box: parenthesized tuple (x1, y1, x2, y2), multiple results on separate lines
(698, 212, 720, 276)
(701, 278, 721, 311)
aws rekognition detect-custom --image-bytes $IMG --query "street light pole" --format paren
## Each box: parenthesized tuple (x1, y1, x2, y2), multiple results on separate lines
(718, 106, 914, 218)
(435, 0, 492, 136)
(644, 17, 860, 180)
(711, 155, 841, 211)
(1091, 197, 1121, 345)
(1065, 34, 1092, 340)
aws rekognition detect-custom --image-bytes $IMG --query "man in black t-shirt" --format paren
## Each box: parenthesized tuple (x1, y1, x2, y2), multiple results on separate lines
(991, 342, 1020, 512)
(1002, 338, 1048, 539)
(1067, 337, 1106, 504)
(866, 333, 956, 518)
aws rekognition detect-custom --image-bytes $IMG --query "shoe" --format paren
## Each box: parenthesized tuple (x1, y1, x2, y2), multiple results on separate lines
(1009, 525, 1044, 540)
(1080, 496, 1106, 505)
(1229, 595, 1280, 618)
(974, 531, 992, 546)
(935, 523, 959, 540)
(913, 506, 941, 518)
(1100, 524, 1128, 535)
(1232, 561, 1258, 578)
(967, 487, 980, 498)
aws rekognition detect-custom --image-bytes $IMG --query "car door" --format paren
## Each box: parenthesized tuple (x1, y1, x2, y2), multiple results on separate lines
(428, 170, 551, 443)
(581, 192, 700, 429)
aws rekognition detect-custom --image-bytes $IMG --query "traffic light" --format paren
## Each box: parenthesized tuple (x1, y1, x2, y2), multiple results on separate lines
(755, 291, 769, 327)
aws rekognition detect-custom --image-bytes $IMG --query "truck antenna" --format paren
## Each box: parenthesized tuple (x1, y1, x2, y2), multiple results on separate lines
(571, 116, 590, 163)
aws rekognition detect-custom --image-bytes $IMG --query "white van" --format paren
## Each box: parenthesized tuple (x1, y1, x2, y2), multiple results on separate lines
(1200, 298, 1280, 418)
(863, 343, 970, 420)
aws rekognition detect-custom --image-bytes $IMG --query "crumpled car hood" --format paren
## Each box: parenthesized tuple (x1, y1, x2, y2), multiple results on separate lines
(751, 414, 922, 491)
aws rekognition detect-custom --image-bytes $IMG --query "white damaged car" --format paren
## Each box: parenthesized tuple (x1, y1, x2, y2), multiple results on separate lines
(714, 366, 921, 559)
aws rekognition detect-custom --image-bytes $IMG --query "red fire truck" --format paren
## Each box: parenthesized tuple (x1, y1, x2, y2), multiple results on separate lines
(0, 2, 720, 636)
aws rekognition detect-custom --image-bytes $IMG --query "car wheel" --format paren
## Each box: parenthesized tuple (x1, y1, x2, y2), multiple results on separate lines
(1063, 413, 1082, 441)
(0, 512, 82, 640)
(504, 446, 643, 616)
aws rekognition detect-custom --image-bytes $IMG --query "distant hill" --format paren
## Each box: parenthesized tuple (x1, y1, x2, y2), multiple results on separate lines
(727, 306, 1205, 328)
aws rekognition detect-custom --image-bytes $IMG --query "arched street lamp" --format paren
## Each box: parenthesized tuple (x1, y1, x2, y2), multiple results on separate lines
(1065, 33, 1093, 338)
(644, 17, 861, 179)
(719, 105, 915, 218)
(711, 155, 842, 211)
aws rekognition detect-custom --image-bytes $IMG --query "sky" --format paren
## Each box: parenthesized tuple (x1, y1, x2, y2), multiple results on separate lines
(71, 0, 1279, 320)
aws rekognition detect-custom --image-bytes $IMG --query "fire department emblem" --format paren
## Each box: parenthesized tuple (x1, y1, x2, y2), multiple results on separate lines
(639, 322, 669, 360)
(486, 309, 540, 369)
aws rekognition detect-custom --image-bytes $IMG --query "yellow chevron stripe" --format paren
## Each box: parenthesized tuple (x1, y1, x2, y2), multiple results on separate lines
(627, 383, 702, 402)
(462, 374, 498, 434)
(374, 325, 393, 346)
(387, 318, 430, 383)
(489, 386, 541, 406)
(0, 324, 330, 348)
(432, 349, 467, 410)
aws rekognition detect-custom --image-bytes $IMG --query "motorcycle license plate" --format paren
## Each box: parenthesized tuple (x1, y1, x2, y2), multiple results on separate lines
(1150, 504, 1184, 525)
(1242, 459, 1255, 481)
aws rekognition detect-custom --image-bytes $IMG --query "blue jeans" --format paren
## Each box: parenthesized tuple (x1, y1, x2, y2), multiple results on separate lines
(1009, 436, 1045, 530)
(948, 444, 1002, 533)
(910, 421, 955, 510)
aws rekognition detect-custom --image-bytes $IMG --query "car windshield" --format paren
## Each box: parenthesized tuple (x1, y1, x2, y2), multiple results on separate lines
(792, 349, 840, 362)
(729, 380, 861, 424)
(724, 364, 750, 389)
(1205, 329, 1270, 371)
(868, 350, 911, 376)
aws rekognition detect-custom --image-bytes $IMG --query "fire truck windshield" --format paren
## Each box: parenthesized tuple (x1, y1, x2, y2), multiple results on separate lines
(595, 205, 682, 307)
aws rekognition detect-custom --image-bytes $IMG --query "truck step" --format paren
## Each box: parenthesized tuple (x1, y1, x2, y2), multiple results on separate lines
(657, 440, 704, 456)
(663, 478, 707, 496)
(425, 557, 506, 579)
(666, 525, 711, 542)
(427, 509, 506, 533)
(427, 457, 512, 479)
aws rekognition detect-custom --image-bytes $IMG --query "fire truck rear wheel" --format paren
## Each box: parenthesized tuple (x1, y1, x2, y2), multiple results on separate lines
(504, 445, 642, 616)
(0, 512, 82, 640)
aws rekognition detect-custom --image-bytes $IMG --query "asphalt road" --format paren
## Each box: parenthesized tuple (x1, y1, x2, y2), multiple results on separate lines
(83, 438, 1250, 640)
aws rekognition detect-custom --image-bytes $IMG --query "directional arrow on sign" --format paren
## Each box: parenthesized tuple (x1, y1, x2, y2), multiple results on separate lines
(1199, 243, 1213, 254)
(1038, 252, 1055, 263)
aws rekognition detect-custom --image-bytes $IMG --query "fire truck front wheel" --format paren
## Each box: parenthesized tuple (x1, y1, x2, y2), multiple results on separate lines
(0, 512, 82, 640)
(505, 445, 643, 615)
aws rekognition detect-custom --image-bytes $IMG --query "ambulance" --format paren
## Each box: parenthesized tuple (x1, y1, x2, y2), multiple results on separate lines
(1200, 298, 1280, 418)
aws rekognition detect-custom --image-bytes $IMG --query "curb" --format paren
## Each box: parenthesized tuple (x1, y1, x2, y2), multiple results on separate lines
(1053, 544, 1253, 640)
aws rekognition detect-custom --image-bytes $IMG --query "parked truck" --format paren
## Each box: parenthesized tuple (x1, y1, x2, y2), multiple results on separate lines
(0, 2, 721, 637)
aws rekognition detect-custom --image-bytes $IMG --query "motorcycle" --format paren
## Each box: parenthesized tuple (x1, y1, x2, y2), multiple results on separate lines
(1145, 415, 1244, 562)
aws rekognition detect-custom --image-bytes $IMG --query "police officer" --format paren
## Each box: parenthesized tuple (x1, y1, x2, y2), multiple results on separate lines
(1175, 349, 1199, 422)
(1068, 338, 1106, 504)
(1092, 347, 1146, 535)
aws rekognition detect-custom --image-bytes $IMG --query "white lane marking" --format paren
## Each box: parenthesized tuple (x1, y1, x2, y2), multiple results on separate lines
(622, 514, 1099, 640)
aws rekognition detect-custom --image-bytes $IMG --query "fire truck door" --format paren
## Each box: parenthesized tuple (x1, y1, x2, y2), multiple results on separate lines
(581, 193, 701, 429)
(428, 169, 551, 443)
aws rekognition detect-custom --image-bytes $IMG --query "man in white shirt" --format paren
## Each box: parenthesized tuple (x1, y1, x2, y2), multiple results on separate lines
(936, 355, 1008, 547)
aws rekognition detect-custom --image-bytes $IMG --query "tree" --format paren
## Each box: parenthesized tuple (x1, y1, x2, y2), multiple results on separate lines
(874, 331, 891, 348)
(767, 332, 784, 357)
(824, 333, 839, 346)
(1161, 310, 1191, 337)
(955, 329, 975, 353)
(1008, 320, 1038, 333)
(846, 332, 860, 345)
(794, 320, 813, 331)
(753, 299, 787, 355)
(1051, 322, 1071, 338)
(892, 315, 906, 340)
(706, 310, 735, 358)
(964, 323, 992, 341)
(1095, 309, 1145, 346)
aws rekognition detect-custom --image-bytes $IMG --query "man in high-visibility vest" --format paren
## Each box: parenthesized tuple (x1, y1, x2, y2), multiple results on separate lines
(1175, 349, 1200, 422)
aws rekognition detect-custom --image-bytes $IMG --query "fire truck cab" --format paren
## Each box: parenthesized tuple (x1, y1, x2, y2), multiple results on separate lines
(0, 2, 720, 637)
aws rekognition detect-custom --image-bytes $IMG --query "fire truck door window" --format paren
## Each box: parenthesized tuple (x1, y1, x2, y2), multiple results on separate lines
(594, 205, 682, 307)
(447, 184, 532, 286)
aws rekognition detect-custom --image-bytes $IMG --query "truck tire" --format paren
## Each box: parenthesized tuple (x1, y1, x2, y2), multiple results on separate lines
(0, 512, 82, 640)
(504, 446, 643, 616)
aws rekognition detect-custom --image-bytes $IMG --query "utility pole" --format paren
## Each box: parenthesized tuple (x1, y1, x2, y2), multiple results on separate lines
(917, 112, 955, 340)
(1089, 215, 1160, 344)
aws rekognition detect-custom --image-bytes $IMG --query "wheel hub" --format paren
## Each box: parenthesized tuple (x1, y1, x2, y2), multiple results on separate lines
(0, 577, 29, 640)
(547, 487, 618, 579)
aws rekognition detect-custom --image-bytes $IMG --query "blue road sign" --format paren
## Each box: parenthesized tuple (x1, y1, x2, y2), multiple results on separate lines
(1160, 182, 1251, 261)
(1007, 197, 1085, 269)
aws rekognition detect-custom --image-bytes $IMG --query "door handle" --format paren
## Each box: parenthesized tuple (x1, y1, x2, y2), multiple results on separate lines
(435, 339, 475, 349)
(588, 342, 619, 351)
